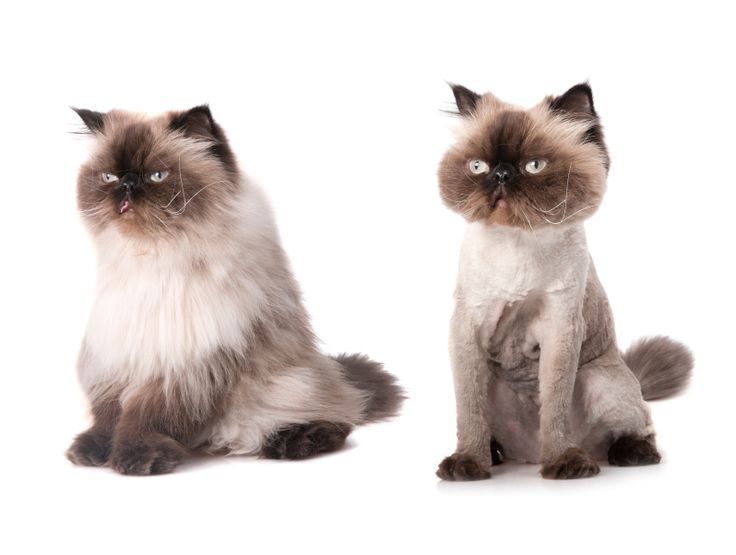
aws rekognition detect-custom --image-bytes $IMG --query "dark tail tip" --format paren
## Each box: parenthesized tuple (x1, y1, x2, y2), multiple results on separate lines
(334, 353, 405, 422)
(623, 336, 694, 401)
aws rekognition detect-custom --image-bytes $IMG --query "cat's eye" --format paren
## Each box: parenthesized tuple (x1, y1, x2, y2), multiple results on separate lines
(101, 172, 118, 184)
(524, 159, 547, 174)
(468, 159, 490, 175)
(149, 170, 169, 183)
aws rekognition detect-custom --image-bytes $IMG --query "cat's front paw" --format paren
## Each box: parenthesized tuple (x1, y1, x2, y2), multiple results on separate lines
(110, 433, 185, 476)
(66, 429, 112, 467)
(436, 453, 491, 481)
(541, 447, 600, 479)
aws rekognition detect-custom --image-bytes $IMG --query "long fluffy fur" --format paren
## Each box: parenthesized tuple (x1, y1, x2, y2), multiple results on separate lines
(334, 354, 407, 422)
(623, 336, 693, 401)
(68, 107, 403, 473)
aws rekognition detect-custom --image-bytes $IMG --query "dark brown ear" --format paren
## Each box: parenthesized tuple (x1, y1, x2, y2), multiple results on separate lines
(72, 107, 106, 133)
(169, 105, 218, 140)
(450, 84, 482, 117)
(550, 83, 597, 117)
(169, 105, 238, 172)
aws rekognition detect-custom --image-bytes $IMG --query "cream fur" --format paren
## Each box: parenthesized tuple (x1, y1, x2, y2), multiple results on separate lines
(80, 181, 272, 410)
(449, 221, 654, 466)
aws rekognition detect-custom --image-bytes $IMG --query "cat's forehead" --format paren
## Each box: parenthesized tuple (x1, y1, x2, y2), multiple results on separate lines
(458, 96, 592, 157)
(93, 111, 175, 170)
(486, 110, 534, 148)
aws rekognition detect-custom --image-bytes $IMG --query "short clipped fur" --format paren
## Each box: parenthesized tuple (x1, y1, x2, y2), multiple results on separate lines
(67, 106, 404, 475)
(436, 83, 692, 480)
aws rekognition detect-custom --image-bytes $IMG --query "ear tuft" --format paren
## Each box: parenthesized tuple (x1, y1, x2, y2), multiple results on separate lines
(549, 83, 597, 117)
(450, 84, 482, 117)
(72, 107, 106, 133)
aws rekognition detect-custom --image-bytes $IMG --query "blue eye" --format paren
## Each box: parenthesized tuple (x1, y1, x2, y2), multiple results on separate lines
(101, 172, 118, 183)
(150, 170, 169, 183)
(524, 159, 547, 174)
(468, 159, 490, 175)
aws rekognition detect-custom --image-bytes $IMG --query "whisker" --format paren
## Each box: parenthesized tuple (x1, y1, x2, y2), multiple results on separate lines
(532, 197, 566, 214)
(152, 213, 173, 235)
(529, 163, 574, 222)
(539, 204, 597, 225)
(165, 179, 229, 216)
(520, 207, 535, 235)
(160, 190, 181, 209)
(177, 151, 187, 212)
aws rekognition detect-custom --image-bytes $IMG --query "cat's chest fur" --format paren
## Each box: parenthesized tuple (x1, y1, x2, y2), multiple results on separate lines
(83, 228, 264, 384)
(456, 222, 589, 352)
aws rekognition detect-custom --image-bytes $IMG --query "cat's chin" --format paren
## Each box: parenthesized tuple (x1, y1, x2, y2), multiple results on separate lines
(483, 201, 517, 227)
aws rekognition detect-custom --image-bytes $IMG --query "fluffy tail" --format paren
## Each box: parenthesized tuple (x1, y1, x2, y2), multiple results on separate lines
(622, 336, 693, 401)
(334, 353, 405, 423)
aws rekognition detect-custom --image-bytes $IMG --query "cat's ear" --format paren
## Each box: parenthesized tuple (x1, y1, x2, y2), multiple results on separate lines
(72, 107, 106, 133)
(450, 84, 482, 117)
(170, 105, 238, 172)
(549, 83, 597, 118)
(169, 105, 219, 140)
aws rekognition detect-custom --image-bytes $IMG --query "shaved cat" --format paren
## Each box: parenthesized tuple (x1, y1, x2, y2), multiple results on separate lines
(436, 83, 692, 480)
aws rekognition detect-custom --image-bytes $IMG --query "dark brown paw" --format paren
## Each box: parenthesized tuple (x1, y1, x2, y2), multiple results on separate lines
(541, 447, 600, 479)
(261, 421, 352, 460)
(110, 433, 185, 476)
(66, 429, 112, 467)
(608, 435, 661, 466)
(436, 453, 491, 481)
(490, 436, 505, 466)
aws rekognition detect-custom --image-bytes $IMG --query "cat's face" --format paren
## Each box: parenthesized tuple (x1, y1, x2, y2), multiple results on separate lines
(438, 83, 609, 228)
(74, 106, 238, 237)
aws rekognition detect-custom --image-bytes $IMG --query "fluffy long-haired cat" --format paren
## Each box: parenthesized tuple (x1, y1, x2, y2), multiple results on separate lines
(67, 105, 404, 475)
(436, 83, 692, 480)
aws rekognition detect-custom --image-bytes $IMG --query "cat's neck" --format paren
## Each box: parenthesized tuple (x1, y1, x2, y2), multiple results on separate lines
(464, 220, 587, 254)
(457, 221, 590, 302)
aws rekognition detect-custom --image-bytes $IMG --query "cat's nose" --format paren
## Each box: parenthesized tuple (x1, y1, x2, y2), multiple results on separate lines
(120, 173, 141, 193)
(489, 163, 517, 185)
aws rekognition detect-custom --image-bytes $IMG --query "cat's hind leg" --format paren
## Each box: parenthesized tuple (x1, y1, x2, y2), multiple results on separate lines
(261, 421, 352, 460)
(607, 434, 661, 466)
(260, 354, 403, 459)
(573, 349, 661, 466)
(208, 356, 369, 458)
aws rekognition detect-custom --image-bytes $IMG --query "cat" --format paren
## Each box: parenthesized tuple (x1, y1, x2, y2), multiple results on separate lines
(435, 83, 692, 480)
(66, 105, 404, 475)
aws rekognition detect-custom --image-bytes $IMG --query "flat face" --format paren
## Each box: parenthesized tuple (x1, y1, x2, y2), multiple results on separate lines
(438, 91, 609, 229)
(76, 109, 237, 239)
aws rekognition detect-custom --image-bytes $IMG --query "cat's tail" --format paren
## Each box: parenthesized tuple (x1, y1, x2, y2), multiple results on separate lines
(622, 336, 694, 401)
(334, 353, 406, 423)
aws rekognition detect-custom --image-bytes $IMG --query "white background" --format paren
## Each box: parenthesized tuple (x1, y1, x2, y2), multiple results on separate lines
(1, 1, 734, 553)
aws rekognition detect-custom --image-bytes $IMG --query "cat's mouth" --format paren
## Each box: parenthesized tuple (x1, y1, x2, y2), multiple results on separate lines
(489, 185, 507, 210)
(118, 197, 133, 215)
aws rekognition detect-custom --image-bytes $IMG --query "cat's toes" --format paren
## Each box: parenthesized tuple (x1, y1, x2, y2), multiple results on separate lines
(608, 435, 661, 466)
(436, 453, 491, 481)
(66, 429, 112, 467)
(110, 433, 185, 476)
(261, 421, 352, 460)
(541, 447, 600, 479)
